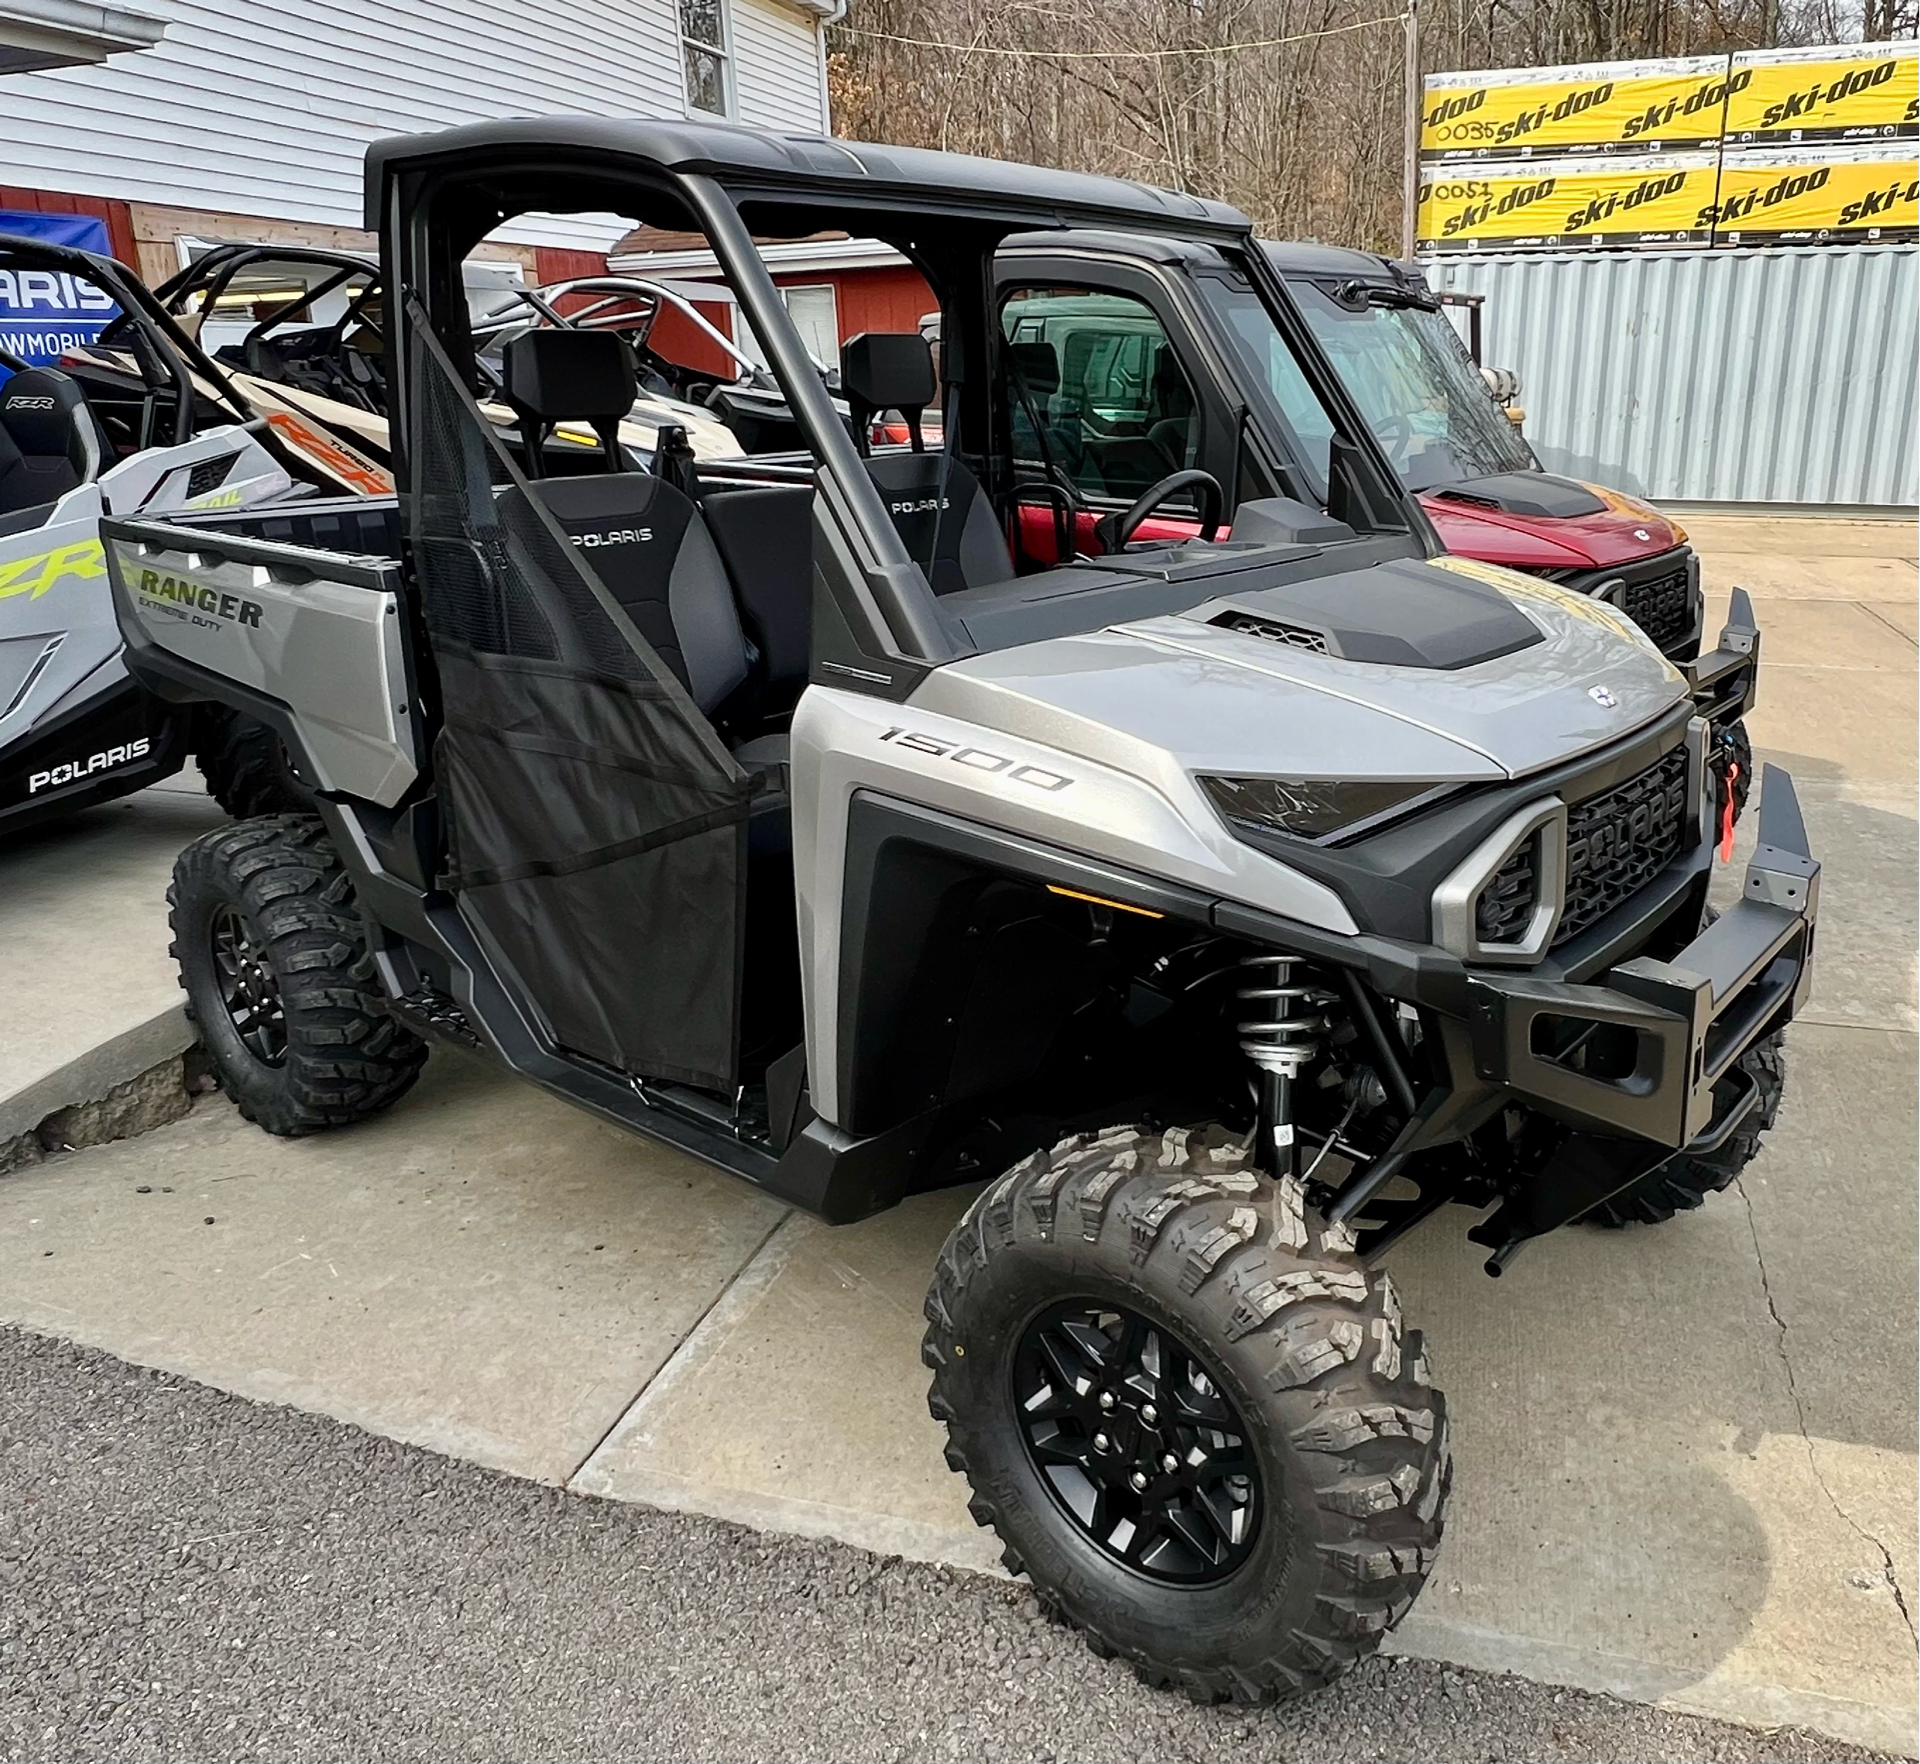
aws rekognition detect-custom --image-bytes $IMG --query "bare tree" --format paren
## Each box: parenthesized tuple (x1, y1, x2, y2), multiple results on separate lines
(828, 0, 1871, 252)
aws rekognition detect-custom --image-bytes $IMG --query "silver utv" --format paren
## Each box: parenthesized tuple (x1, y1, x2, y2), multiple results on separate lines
(98, 121, 1816, 1703)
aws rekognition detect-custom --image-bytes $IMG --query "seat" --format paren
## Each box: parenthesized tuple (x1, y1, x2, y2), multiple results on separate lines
(702, 483, 813, 698)
(497, 330, 748, 715)
(840, 331, 1014, 596)
(0, 367, 102, 517)
(1007, 340, 1084, 480)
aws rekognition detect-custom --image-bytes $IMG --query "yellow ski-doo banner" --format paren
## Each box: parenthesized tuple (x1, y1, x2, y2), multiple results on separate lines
(1708, 146, 1919, 245)
(1418, 155, 1720, 251)
(1421, 56, 1738, 159)
(1725, 42, 1918, 148)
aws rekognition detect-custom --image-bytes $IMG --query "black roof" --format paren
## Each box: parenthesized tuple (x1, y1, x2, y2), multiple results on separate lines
(363, 117, 1251, 240)
(1261, 238, 1420, 287)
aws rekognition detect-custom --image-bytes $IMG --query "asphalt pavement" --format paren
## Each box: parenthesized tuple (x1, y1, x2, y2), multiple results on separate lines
(0, 1328, 1899, 1764)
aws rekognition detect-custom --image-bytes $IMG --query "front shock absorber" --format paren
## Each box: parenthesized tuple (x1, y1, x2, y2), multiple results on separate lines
(1237, 953, 1333, 1178)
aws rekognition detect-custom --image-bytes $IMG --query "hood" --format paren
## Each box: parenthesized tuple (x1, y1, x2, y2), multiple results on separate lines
(1420, 471, 1684, 571)
(921, 554, 1684, 787)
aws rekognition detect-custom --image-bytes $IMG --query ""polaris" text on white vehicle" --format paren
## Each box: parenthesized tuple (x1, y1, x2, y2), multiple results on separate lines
(28, 737, 150, 794)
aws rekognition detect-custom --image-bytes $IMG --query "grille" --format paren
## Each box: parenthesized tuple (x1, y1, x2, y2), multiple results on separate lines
(1612, 566, 1691, 650)
(1558, 745, 1690, 944)
(1477, 839, 1537, 944)
(184, 454, 234, 499)
(1212, 610, 1330, 654)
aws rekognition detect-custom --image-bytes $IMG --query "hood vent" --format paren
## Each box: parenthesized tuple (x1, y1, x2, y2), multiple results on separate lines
(1211, 609, 1330, 654)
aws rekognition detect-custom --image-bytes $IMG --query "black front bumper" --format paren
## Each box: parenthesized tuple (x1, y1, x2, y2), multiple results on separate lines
(1461, 760, 1816, 1151)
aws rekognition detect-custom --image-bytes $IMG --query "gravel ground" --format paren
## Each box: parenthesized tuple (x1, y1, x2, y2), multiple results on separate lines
(0, 1327, 1897, 1764)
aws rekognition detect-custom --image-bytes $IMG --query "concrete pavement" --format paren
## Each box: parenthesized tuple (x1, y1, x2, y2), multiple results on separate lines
(0, 515, 1913, 1753)
(0, 772, 220, 1146)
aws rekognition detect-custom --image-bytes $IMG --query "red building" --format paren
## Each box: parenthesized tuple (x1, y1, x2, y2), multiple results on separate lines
(608, 227, 935, 376)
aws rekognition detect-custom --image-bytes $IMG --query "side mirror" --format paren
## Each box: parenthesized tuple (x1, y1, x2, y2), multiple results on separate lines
(1478, 364, 1520, 406)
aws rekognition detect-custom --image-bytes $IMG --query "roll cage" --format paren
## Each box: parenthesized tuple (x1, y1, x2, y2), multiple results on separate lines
(4, 232, 258, 455)
(370, 119, 1433, 691)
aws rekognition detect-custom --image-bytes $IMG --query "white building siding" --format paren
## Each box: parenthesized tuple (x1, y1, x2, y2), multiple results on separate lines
(0, 0, 824, 249)
(731, 0, 827, 134)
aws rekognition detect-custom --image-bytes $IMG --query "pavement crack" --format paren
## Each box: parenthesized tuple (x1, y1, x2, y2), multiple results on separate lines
(1735, 1176, 1918, 1648)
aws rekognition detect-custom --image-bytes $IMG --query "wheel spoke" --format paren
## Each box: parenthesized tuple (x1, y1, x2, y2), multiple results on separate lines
(1163, 1499, 1223, 1565)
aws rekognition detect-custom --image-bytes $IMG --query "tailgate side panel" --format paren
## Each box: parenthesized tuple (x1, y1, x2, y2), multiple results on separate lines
(102, 517, 419, 806)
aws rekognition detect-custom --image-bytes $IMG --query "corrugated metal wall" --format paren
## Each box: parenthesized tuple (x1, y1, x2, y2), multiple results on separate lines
(1424, 246, 1919, 508)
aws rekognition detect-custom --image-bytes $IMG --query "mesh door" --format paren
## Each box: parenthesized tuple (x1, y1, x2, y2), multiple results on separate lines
(406, 304, 750, 1092)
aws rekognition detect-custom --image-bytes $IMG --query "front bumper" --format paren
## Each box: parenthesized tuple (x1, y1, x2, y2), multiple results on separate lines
(1460, 759, 1815, 1150)
(1680, 584, 1760, 729)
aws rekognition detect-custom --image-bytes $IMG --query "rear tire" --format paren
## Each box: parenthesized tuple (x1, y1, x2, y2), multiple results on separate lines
(170, 815, 425, 1136)
(924, 1125, 1449, 1702)
(1583, 1030, 1785, 1227)
(194, 708, 316, 819)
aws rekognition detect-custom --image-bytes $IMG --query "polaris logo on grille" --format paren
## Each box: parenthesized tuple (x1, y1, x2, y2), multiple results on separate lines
(571, 528, 652, 547)
(29, 737, 149, 794)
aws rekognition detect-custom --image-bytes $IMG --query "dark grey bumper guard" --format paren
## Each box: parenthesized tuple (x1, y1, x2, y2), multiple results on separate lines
(1463, 760, 1816, 1153)
(1681, 584, 1761, 726)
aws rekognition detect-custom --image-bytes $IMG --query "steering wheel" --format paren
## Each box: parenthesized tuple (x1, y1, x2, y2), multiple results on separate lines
(1093, 468, 1224, 554)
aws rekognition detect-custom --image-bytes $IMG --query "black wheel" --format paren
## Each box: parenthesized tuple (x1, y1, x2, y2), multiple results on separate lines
(1583, 1029, 1785, 1227)
(194, 707, 317, 819)
(1715, 720, 1754, 829)
(170, 815, 425, 1136)
(924, 1125, 1449, 1702)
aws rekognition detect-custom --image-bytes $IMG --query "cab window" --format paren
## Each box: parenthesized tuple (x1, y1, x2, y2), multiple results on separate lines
(1000, 286, 1199, 505)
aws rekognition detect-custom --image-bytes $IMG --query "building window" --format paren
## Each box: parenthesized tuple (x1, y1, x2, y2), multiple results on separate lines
(680, 0, 732, 118)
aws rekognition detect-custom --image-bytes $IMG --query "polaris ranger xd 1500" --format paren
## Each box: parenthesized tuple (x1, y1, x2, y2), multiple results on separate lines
(99, 122, 1815, 1702)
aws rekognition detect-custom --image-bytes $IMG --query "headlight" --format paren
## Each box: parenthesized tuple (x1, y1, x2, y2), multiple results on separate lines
(1199, 775, 1447, 843)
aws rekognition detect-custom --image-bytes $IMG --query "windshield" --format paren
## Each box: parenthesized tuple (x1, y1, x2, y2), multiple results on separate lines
(1287, 281, 1535, 491)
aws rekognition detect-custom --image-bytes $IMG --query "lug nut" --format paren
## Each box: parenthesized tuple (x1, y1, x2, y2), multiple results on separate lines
(1093, 1431, 1111, 1452)
(1129, 1470, 1149, 1491)
(1161, 1451, 1178, 1474)
(1140, 1403, 1158, 1426)
(1097, 1391, 1115, 1411)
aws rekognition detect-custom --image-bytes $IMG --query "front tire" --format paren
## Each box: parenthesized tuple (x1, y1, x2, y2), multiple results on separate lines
(1583, 1030, 1785, 1227)
(924, 1125, 1449, 1702)
(170, 815, 425, 1135)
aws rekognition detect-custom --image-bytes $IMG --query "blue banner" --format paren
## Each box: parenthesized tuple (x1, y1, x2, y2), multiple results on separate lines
(0, 211, 118, 368)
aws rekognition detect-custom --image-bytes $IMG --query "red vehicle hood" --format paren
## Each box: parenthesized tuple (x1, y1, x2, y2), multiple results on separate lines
(1419, 485, 1682, 572)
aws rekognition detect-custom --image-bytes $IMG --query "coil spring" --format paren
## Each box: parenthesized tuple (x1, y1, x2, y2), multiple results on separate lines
(1236, 953, 1333, 1078)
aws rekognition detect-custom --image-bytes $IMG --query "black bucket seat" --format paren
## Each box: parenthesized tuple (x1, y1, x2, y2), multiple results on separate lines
(0, 367, 103, 520)
(840, 332, 1013, 595)
(498, 330, 747, 716)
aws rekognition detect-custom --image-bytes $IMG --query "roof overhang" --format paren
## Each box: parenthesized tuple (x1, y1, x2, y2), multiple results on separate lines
(0, 0, 163, 70)
(364, 118, 1254, 247)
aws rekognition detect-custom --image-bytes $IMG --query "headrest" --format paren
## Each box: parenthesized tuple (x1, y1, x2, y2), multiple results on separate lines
(0, 367, 87, 456)
(1006, 340, 1059, 398)
(501, 330, 636, 422)
(840, 332, 936, 416)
